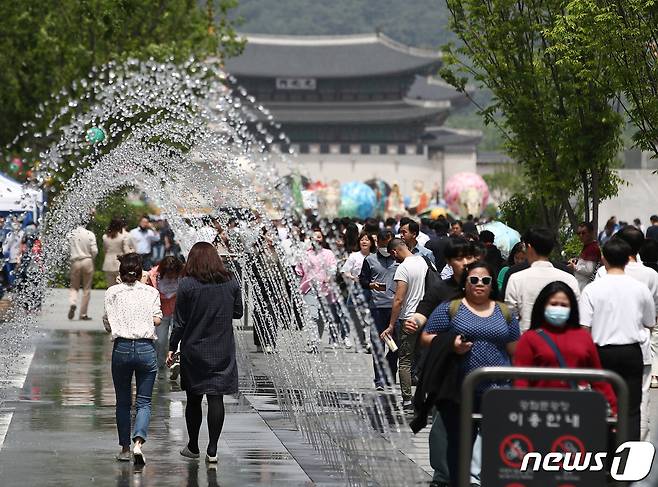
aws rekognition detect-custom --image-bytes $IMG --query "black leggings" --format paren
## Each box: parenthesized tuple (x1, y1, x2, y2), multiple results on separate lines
(185, 392, 225, 457)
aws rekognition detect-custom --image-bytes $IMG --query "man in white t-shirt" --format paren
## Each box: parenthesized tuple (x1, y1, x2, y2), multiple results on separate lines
(505, 227, 580, 332)
(594, 226, 658, 440)
(381, 238, 428, 409)
(580, 238, 656, 441)
(129, 216, 160, 270)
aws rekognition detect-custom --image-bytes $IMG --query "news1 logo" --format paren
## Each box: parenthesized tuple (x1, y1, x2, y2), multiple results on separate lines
(520, 441, 656, 481)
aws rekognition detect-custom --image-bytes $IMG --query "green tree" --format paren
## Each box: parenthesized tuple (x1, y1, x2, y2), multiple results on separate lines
(551, 1, 658, 157)
(0, 0, 242, 159)
(441, 0, 624, 234)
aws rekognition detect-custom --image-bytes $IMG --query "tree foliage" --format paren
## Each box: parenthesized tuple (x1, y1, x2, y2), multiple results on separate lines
(0, 0, 242, 155)
(441, 0, 624, 233)
(551, 0, 658, 157)
(499, 193, 545, 237)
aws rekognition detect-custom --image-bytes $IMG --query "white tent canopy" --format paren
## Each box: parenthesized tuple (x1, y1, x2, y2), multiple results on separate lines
(0, 173, 44, 218)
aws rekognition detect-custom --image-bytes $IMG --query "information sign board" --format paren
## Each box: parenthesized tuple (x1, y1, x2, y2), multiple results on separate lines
(481, 388, 608, 486)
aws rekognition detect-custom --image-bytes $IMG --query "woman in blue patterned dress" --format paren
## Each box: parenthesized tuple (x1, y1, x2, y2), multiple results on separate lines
(425, 261, 520, 485)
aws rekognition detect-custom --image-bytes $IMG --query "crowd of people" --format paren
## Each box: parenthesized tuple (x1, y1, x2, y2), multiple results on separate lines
(282, 213, 658, 486)
(51, 209, 658, 480)
(67, 215, 182, 320)
(0, 213, 41, 300)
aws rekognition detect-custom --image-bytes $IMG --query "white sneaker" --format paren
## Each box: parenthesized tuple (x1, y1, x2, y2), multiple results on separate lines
(206, 453, 218, 464)
(169, 362, 180, 381)
(343, 337, 353, 349)
(263, 345, 274, 354)
(133, 443, 146, 465)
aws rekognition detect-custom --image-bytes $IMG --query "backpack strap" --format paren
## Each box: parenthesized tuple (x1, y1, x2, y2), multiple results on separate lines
(448, 299, 462, 320)
(535, 329, 578, 389)
(450, 300, 512, 323)
(497, 301, 512, 324)
(421, 255, 437, 273)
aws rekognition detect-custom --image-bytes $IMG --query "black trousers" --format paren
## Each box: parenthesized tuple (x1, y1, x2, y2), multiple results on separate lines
(597, 343, 643, 441)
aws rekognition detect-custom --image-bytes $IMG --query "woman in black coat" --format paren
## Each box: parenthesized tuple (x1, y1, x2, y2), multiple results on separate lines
(167, 241, 243, 463)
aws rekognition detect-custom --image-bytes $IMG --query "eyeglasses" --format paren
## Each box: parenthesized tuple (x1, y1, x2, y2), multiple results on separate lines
(468, 276, 492, 286)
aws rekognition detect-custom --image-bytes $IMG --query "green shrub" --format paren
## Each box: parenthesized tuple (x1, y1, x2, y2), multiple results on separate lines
(93, 271, 108, 290)
(560, 233, 582, 261)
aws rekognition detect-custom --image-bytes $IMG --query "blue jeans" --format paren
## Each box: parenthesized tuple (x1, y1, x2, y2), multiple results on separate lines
(4, 262, 16, 288)
(112, 338, 158, 447)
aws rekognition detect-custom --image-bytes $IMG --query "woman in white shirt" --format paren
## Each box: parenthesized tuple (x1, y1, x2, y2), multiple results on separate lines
(341, 231, 375, 282)
(104, 253, 162, 465)
(341, 232, 375, 350)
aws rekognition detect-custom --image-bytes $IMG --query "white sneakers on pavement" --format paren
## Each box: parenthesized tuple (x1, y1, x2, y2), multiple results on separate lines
(133, 442, 145, 465)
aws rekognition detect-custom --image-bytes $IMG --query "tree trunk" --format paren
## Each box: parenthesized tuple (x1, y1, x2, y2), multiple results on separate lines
(591, 168, 600, 236)
(581, 170, 590, 223)
(539, 197, 567, 239)
(563, 196, 579, 232)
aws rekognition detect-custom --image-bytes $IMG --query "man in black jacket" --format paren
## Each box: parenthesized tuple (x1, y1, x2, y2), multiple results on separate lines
(480, 230, 504, 277)
(424, 219, 451, 272)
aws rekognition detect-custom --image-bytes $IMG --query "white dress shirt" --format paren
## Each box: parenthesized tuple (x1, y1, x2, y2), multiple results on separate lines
(505, 260, 580, 332)
(417, 231, 430, 247)
(104, 282, 163, 341)
(596, 262, 658, 364)
(580, 274, 655, 347)
(129, 227, 160, 255)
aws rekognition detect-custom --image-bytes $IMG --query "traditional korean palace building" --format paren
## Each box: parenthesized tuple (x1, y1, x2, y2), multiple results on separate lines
(225, 33, 484, 194)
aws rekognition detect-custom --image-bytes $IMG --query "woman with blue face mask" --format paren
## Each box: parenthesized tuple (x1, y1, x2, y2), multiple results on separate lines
(513, 281, 617, 414)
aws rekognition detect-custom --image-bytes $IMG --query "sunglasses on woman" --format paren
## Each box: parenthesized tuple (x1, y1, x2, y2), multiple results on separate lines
(468, 276, 492, 286)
